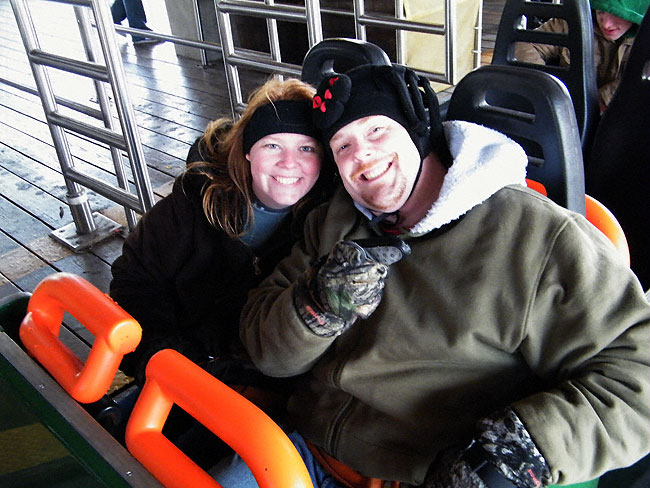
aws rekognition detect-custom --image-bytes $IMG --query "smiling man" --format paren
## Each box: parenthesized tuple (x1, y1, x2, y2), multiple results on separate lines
(213, 64, 650, 488)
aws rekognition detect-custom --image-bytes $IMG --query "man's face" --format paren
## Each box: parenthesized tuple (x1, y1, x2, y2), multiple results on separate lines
(329, 115, 421, 213)
(596, 10, 633, 41)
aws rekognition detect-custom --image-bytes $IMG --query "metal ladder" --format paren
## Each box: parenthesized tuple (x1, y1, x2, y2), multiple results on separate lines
(9, 0, 156, 251)
(213, 0, 482, 116)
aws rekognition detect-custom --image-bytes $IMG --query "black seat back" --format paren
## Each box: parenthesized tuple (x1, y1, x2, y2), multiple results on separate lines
(491, 0, 599, 153)
(586, 7, 650, 289)
(301, 38, 391, 86)
(446, 64, 586, 215)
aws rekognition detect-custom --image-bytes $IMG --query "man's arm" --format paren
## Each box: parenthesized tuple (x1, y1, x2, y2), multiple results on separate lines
(512, 215, 650, 483)
(241, 197, 410, 377)
(424, 214, 650, 487)
(513, 18, 568, 66)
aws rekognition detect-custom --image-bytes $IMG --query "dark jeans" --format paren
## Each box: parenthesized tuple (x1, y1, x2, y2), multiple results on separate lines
(110, 0, 149, 40)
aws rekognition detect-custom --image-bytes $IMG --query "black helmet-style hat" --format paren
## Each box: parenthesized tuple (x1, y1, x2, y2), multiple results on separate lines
(311, 64, 446, 161)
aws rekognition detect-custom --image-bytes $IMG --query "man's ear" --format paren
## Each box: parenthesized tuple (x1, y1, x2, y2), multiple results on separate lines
(245, 153, 251, 162)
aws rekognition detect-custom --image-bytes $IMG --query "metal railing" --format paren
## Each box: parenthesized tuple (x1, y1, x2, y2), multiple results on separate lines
(4, 0, 483, 250)
(213, 0, 482, 116)
(9, 0, 156, 250)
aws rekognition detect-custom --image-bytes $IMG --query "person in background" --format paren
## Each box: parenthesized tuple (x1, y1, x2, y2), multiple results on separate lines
(109, 78, 334, 455)
(111, 0, 159, 45)
(211, 63, 649, 487)
(514, 0, 650, 111)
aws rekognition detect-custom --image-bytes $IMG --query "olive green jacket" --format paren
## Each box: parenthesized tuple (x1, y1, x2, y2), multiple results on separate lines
(241, 121, 650, 485)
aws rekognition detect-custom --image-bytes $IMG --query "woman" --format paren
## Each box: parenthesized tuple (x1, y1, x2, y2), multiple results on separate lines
(110, 78, 333, 389)
(514, 0, 649, 111)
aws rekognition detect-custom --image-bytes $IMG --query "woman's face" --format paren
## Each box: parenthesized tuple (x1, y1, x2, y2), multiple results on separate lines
(246, 133, 323, 209)
(596, 10, 633, 41)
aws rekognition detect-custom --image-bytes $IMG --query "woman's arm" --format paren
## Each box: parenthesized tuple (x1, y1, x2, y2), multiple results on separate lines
(110, 179, 199, 383)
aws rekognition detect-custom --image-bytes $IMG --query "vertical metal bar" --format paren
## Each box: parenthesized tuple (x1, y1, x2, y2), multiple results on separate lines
(214, 0, 243, 117)
(445, 0, 457, 85)
(10, 0, 97, 234)
(474, 0, 483, 69)
(304, 0, 323, 47)
(192, 0, 209, 66)
(353, 0, 365, 41)
(395, 0, 405, 65)
(74, 5, 138, 231)
(266, 0, 283, 72)
(90, 0, 156, 214)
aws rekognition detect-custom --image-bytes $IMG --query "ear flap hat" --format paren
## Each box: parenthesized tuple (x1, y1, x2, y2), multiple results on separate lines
(311, 64, 447, 162)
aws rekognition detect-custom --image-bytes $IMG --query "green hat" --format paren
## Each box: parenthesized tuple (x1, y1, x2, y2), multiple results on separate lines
(590, 0, 650, 25)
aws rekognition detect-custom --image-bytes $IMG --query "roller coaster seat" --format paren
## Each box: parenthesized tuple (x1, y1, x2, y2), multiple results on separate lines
(491, 0, 600, 153)
(301, 37, 391, 87)
(446, 63, 629, 262)
(11, 272, 313, 488)
(446, 64, 586, 215)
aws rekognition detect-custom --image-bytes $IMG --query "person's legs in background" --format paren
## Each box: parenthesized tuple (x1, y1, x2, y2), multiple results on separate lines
(110, 0, 127, 24)
(110, 0, 156, 44)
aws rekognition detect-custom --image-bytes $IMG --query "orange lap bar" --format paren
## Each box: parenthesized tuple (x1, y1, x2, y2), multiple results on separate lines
(126, 349, 314, 488)
(584, 195, 630, 266)
(526, 179, 630, 266)
(19, 272, 142, 404)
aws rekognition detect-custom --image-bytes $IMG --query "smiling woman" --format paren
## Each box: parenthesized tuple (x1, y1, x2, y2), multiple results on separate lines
(247, 132, 323, 210)
(110, 78, 335, 386)
(107, 78, 336, 461)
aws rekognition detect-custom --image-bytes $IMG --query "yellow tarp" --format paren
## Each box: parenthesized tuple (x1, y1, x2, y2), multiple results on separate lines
(403, 0, 481, 90)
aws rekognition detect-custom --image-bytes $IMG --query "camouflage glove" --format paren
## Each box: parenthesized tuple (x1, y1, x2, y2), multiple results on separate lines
(422, 408, 551, 488)
(420, 449, 487, 488)
(295, 236, 410, 337)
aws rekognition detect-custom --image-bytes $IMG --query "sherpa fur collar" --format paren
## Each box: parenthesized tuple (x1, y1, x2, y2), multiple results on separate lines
(408, 120, 527, 236)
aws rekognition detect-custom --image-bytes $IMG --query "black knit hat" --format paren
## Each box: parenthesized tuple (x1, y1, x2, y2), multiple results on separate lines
(243, 100, 317, 154)
(312, 64, 445, 160)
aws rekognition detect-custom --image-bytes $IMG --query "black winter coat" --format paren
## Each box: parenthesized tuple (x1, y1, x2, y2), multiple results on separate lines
(110, 169, 299, 385)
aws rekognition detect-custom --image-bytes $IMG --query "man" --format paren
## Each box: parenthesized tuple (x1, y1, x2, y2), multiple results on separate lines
(514, 0, 650, 111)
(218, 64, 650, 487)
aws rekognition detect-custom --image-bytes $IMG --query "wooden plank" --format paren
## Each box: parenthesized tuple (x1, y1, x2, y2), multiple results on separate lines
(0, 84, 188, 182)
(0, 228, 20, 256)
(0, 102, 180, 203)
(0, 165, 72, 231)
(0, 280, 20, 302)
(52, 252, 114, 294)
(79, 232, 127, 272)
(0, 141, 117, 215)
(0, 195, 54, 245)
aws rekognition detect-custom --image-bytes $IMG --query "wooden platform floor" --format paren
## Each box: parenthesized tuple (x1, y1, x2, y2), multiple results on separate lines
(0, 0, 505, 303)
(0, 0, 240, 302)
